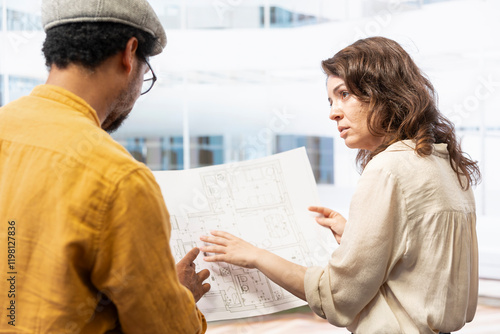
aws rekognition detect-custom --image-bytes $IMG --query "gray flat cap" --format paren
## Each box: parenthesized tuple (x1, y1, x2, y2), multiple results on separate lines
(42, 0, 167, 56)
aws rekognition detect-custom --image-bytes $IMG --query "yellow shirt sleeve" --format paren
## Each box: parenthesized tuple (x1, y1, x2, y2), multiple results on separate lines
(91, 167, 207, 333)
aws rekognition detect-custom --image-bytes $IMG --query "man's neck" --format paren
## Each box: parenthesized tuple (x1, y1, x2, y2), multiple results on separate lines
(45, 61, 120, 125)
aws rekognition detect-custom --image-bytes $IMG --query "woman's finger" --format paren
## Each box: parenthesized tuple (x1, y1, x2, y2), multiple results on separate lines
(315, 217, 333, 228)
(308, 206, 335, 217)
(210, 230, 237, 240)
(199, 245, 227, 254)
(203, 253, 228, 263)
(200, 234, 229, 246)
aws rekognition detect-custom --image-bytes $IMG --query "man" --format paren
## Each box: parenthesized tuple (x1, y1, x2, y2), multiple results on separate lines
(0, 0, 210, 332)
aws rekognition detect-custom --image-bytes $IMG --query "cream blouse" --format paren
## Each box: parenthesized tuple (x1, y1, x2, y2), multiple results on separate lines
(305, 140, 478, 334)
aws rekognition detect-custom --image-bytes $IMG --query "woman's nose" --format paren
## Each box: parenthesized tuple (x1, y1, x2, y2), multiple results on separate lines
(329, 104, 343, 121)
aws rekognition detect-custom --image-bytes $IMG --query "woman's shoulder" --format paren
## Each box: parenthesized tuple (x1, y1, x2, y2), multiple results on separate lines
(365, 140, 449, 179)
(365, 140, 417, 172)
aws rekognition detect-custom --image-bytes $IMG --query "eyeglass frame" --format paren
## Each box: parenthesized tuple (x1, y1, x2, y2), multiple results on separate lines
(141, 57, 157, 95)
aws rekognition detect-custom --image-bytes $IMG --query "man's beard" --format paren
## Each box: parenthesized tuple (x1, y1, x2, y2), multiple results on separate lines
(102, 65, 141, 134)
(102, 110, 130, 134)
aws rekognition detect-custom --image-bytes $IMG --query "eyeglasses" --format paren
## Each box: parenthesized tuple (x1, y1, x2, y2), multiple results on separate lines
(141, 58, 157, 95)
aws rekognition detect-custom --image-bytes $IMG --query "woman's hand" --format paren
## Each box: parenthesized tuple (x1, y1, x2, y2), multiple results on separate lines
(200, 231, 260, 269)
(308, 206, 346, 244)
(200, 230, 307, 300)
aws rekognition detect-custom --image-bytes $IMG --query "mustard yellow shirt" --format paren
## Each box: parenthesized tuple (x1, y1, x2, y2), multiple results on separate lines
(0, 85, 207, 333)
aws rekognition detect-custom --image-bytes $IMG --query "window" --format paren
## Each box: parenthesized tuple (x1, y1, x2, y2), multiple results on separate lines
(8, 76, 44, 102)
(276, 135, 334, 184)
(260, 6, 322, 28)
(7, 9, 41, 31)
(191, 136, 224, 168)
(126, 138, 147, 163)
(162, 136, 184, 170)
(119, 135, 225, 170)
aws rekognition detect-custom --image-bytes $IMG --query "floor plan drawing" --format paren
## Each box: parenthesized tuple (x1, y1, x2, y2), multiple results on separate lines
(153, 148, 330, 321)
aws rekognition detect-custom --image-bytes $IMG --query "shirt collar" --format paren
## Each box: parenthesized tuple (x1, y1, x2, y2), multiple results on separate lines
(30, 84, 101, 127)
(384, 139, 449, 158)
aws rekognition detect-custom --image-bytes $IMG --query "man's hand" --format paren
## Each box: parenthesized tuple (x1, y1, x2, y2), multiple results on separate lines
(308, 206, 346, 244)
(176, 247, 211, 302)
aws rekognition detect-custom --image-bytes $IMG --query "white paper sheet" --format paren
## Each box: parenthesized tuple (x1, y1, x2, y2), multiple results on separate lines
(153, 148, 330, 321)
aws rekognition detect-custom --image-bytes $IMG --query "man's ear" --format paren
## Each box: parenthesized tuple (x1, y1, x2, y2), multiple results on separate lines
(122, 37, 139, 74)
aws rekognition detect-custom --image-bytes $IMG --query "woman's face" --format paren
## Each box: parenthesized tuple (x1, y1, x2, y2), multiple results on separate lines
(327, 75, 383, 151)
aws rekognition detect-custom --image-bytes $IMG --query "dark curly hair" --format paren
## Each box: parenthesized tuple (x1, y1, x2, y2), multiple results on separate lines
(42, 22, 157, 71)
(322, 37, 480, 189)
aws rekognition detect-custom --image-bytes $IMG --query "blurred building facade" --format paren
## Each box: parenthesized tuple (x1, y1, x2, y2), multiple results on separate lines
(1, 0, 499, 277)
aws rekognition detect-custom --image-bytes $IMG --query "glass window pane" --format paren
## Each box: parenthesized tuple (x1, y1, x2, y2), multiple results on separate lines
(275, 135, 334, 185)
(8, 76, 44, 101)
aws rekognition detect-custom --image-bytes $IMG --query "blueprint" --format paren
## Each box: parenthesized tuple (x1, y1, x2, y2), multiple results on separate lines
(153, 148, 330, 321)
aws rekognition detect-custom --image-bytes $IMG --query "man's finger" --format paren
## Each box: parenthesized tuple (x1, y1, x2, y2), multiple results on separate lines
(181, 247, 200, 264)
(197, 268, 210, 281)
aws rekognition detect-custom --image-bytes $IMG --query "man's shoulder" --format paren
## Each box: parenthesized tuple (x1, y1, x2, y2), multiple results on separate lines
(65, 126, 148, 183)
(0, 87, 153, 189)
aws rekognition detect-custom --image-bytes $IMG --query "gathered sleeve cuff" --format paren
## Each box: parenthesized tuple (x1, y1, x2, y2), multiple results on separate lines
(305, 266, 328, 319)
(305, 265, 356, 327)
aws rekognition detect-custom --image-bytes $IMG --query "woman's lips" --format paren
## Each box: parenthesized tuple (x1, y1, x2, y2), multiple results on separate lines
(338, 127, 349, 138)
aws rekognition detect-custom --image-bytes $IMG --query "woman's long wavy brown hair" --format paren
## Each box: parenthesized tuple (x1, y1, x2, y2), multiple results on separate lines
(322, 37, 480, 189)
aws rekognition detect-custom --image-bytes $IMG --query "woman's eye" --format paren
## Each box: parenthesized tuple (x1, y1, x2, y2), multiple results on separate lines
(341, 91, 349, 99)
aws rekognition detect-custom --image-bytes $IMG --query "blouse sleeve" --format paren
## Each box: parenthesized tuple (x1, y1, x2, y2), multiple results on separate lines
(304, 165, 408, 327)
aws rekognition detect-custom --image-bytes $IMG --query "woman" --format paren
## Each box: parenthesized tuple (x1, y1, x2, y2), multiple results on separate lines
(200, 37, 480, 333)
